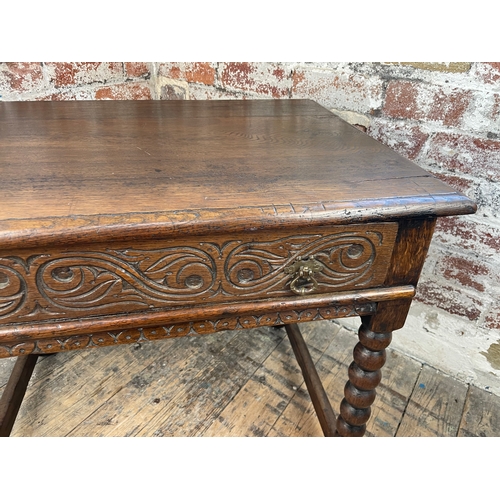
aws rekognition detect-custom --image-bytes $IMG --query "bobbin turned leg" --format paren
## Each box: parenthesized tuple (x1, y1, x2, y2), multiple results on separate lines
(335, 318, 392, 437)
(335, 218, 437, 437)
(335, 297, 414, 437)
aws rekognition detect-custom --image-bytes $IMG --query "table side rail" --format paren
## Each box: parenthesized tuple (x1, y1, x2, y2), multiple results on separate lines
(0, 285, 414, 358)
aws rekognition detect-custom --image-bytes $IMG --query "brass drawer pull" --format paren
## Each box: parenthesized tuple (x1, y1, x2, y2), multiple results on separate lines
(285, 256, 323, 295)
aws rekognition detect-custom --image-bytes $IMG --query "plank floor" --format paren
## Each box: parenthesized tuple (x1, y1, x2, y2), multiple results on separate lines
(2, 321, 499, 437)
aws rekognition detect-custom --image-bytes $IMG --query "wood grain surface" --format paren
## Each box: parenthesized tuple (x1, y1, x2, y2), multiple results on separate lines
(397, 365, 469, 437)
(0, 100, 476, 248)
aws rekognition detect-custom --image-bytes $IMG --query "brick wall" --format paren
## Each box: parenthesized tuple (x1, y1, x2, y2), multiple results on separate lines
(1, 62, 499, 393)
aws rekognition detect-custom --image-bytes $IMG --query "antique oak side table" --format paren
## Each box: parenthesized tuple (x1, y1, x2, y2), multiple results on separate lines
(0, 100, 476, 437)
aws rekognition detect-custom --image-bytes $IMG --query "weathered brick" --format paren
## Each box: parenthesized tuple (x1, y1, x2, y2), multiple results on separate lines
(473, 62, 500, 84)
(45, 62, 123, 87)
(159, 83, 187, 100)
(220, 62, 292, 98)
(189, 84, 248, 100)
(0, 62, 45, 94)
(435, 254, 490, 292)
(427, 87, 472, 126)
(426, 133, 500, 180)
(415, 280, 482, 321)
(383, 80, 472, 126)
(435, 217, 500, 254)
(493, 94, 500, 117)
(125, 62, 150, 78)
(485, 303, 500, 330)
(368, 119, 428, 160)
(95, 82, 152, 100)
(158, 63, 216, 86)
(431, 170, 500, 220)
(292, 67, 383, 113)
(461, 91, 500, 136)
(35, 88, 95, 100)
(432, 171, 475, 195)
(382, 81, 418, 120)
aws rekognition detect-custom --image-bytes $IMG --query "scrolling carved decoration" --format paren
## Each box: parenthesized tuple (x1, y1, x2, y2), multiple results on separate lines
(0, 223, 397, 326)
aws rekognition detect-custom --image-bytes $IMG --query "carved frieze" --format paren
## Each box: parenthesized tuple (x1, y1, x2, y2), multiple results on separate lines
(0, 224, 397, 325)
(0, 302, 377, 358)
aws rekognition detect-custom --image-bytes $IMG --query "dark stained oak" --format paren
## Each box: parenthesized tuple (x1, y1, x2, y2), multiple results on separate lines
(0, 354, 40, 436)
(0, 99, 476, 436)
(0, 100, 474, 248)
(284, 323, 337, 436)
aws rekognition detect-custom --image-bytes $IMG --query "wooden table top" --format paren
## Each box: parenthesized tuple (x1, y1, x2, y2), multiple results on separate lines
(0, 99, 475, 248)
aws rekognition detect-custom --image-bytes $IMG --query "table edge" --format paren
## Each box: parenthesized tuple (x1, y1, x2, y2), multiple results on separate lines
(0, 192, 476, 249)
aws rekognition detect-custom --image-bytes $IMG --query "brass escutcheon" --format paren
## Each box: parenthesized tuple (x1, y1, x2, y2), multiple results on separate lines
(284, 255, 323, 295)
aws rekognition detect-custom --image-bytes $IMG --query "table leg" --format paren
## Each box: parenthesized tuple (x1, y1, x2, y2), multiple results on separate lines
(285, 323, 337, 436)
(335, 299, 405, 437)
(336, 296, 415, 437)
(0, 354, 40, 437)
(335, 322, 391, 436)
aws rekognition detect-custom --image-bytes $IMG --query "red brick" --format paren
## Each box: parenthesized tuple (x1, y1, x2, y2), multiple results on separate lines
(95, 82, 152, 100)
(428, 87, 472, 126)
(368, 119, 428, 160)
(46, 62, 123, 87)
(125, 62, 150, 78)
(383, 80, 472, 126)
(415, 280, 482, 321)
(292, 67, 383, 113)
(272, 67, 286, 79)
(0, 62, 44, 93)
(432, 172, 475, 196)
(485, 303, 500, 330)
(221, 62, 292, 98)
(435, 254, 490, 292)
(47, 62, 80, 86)
(435, 217, 500, 254)
(158, 63, 216, 86)
(473, 62, 500, 84)
(383, 81, 419, 120)
(493, 93, 500, 118)
(222, 62, 254, 88)
(426, 133, 500, 180)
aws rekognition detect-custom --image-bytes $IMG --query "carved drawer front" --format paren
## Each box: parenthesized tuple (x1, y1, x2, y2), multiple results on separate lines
(0, 223, 398, 326)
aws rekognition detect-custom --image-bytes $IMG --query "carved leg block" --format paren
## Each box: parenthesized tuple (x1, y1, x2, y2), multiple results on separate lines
(336, 323, 392, 437)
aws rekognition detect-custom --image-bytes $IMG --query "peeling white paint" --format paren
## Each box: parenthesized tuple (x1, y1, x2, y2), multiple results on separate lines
(335, 301, 500, 396)
(330, 108, 371, 128)
(154, 76, 190, 100)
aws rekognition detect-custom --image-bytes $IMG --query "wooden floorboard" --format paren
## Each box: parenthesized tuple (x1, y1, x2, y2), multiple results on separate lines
(366, 349, 423, 437)
(458, 385, 500, 437)
(269, 322, 353, 437)
(207, 321, 341, 437)
(1, 320, 499, 437)
(396, 365, 469, 437)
